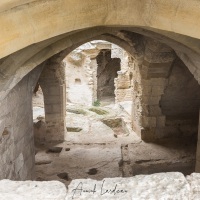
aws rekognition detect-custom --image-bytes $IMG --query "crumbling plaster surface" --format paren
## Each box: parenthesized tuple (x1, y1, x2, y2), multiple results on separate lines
(1, 172, 200, 199)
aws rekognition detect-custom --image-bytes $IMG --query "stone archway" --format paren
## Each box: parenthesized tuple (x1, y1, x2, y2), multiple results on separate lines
(1, 27, 200, 181)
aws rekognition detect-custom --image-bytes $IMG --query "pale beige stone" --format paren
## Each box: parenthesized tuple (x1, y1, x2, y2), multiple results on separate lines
(0, 180, 67, 200)
(67, 172, 190, 200)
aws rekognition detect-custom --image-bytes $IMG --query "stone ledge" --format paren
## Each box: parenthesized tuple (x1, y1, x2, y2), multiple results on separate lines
(1, 172, 200, 199)
(0, 180, 67, 200)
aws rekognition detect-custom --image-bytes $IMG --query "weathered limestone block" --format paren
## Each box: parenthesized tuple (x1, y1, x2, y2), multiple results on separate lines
(187, 173, 200, 200)
(141, 116, 157, 128)
(142, 85, 152, 95)
(141, 95, 161, 105)
(115, 88, 132, 102)
(0, 65, 42, 180)
(142, 105, 162, 116)
(142, 78, 167, 87)
(67, 172, 190, 200)
(151, 85, 165, 95)
(0, 180, 67, 200)
(156, 116, 166, 127)
(141, 128, 157, 141)
(115, 74, 130, 89)
(2, 172, 200, 199)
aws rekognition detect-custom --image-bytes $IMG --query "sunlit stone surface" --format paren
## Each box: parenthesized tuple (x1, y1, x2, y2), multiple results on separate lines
(187, 173, 200, 200)
(67, 172, 190, 200)
(0, 180, 67, 200)
(1, 172, 200, 199)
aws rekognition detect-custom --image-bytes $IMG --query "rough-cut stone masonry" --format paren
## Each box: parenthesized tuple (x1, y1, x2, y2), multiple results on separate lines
(1, 1, 200, 197)
(38, 55, 66, 142)
(1, 172, 200, 199)
(160, 58, 200, 139)
(64, 41, 131, 106)
(1, 0, 200, 181)
(119, 36, 200, 143)
(0, 65, 43, 180)
(35, 37, 200, 147)
(64, 41, 113, 106)
(96, 49, 120, 100)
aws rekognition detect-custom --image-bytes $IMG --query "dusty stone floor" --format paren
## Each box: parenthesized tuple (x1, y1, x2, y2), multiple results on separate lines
(33, 92, 197, 187)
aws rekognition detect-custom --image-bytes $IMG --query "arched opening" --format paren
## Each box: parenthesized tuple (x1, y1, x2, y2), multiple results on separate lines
(31, 35, 200, 186)
(34, 40, 138, 185)
(1, 25, 200, 184)
(2, 1, 200, 198)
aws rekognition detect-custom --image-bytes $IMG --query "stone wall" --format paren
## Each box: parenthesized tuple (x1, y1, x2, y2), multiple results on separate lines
(114, 50, 134, 103)
(160, 58, 200, 138)
(64, 41, 113, 106)
(64, 45, 97, 106)
(0, 65, 43, 180)
(97, 49, 120, 100)
(129, 36, 200, 142)
(1, 172, 200, 199)
(64, 41, 131, 105)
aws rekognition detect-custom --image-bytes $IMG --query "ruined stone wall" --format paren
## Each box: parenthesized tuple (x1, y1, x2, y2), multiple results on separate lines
(97, 50, 120, 100)
(130, 37, 200, 141)
(160, 58, 200, 138)
(0, 65, 43, 180)
(114, 51, 134, 103)
(130, 37, 176, 141)
(64, 48, 96, 106)
(64, 41, 130, 105)
(63, 40, 138, 106)
(64, 41, 112, 106)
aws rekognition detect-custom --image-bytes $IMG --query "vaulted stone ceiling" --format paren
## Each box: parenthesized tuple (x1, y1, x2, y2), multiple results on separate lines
(1, 0, 200, 99)
(1, 0, 200, 58)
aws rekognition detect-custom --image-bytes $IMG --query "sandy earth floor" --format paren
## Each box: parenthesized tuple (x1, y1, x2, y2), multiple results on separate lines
(32, 90, 197, 187)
